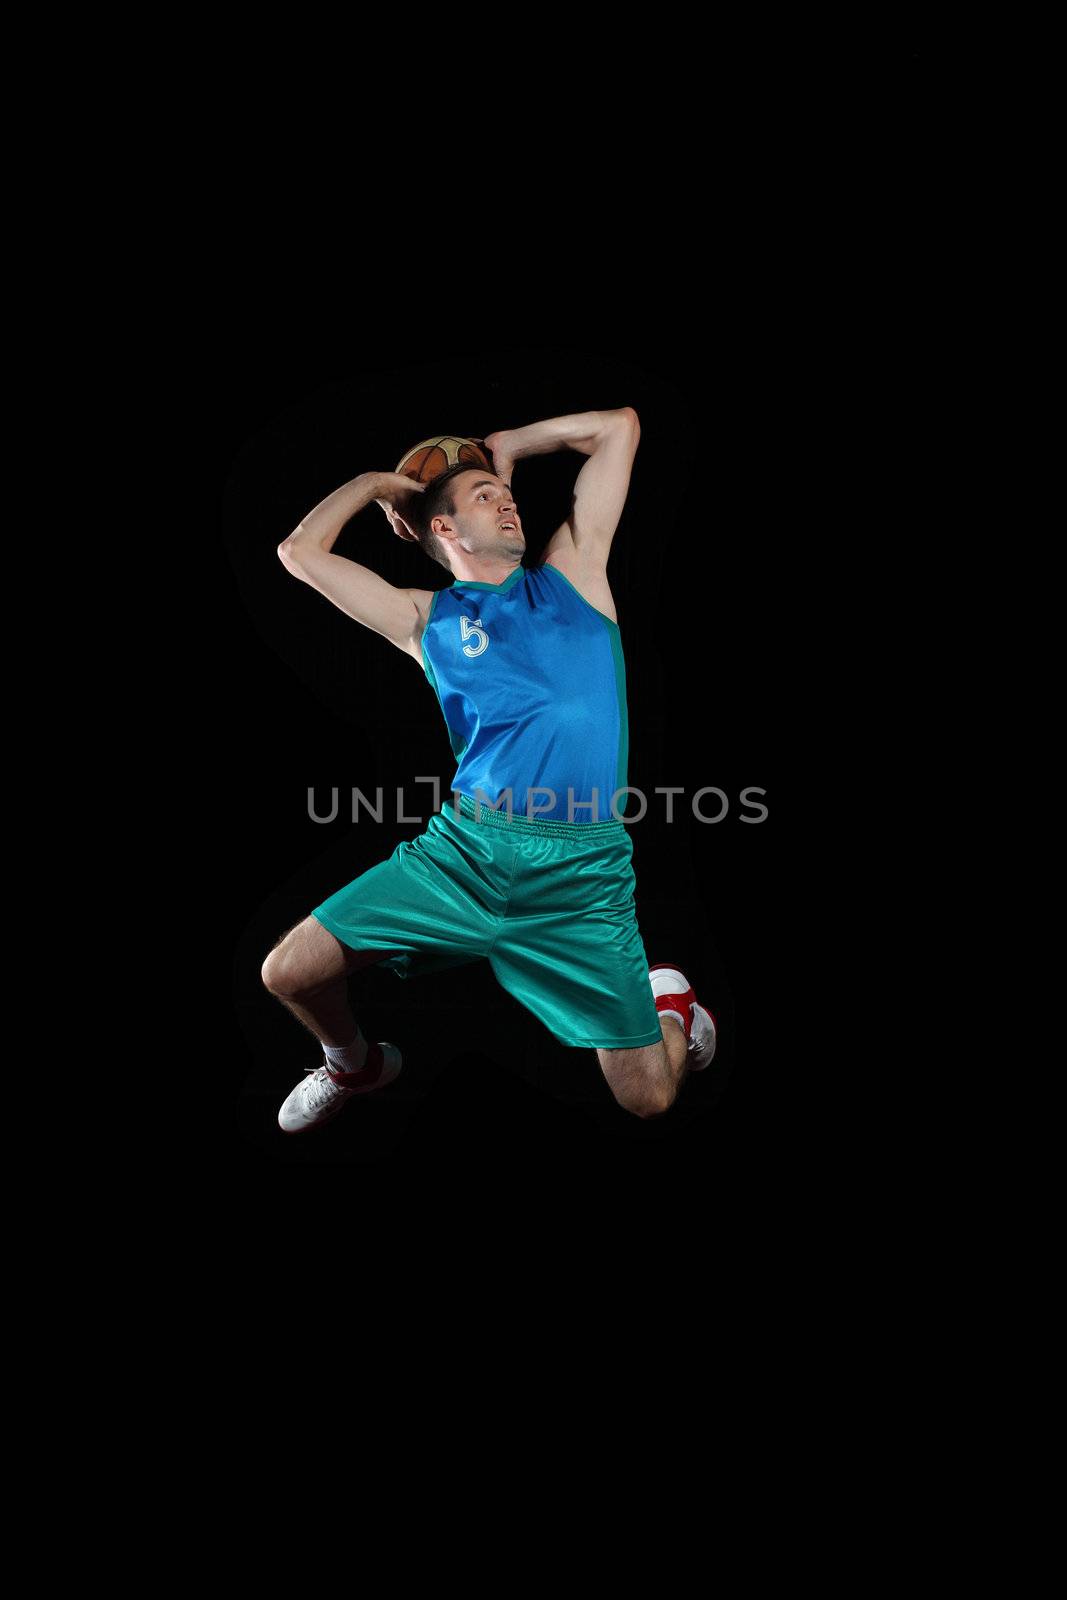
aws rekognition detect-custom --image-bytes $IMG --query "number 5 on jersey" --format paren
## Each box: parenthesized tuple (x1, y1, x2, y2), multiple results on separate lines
(461, 616, 489, 658)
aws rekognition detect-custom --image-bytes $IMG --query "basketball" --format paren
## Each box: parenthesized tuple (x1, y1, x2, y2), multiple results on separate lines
(395, 436, 491, 485)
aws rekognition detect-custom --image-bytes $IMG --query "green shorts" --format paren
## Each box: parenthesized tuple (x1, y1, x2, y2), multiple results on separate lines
(311, 795, 664, 1051)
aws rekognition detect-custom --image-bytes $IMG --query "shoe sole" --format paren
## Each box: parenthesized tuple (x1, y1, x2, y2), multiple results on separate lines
(687, 1003, 717, 1071)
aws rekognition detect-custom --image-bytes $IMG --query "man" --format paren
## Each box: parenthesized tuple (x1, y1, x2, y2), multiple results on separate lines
(264, 407, 716, 1133)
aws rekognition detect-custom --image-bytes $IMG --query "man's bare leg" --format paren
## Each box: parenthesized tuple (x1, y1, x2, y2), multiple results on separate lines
(260, 915, 388, 1047)
(267, 916, 403, 1132)
(596, 1015, 688, 1119)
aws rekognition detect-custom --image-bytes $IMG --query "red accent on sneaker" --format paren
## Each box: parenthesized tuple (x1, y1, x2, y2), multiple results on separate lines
(655, 989, 696, 1041)
(325, 1041, 385, 1087)
(649, 965, 702, 1043)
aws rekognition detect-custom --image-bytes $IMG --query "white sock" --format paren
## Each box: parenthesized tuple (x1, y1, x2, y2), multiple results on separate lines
(322, 1028, 369, 1076)
(658, 1008, 690, 1041)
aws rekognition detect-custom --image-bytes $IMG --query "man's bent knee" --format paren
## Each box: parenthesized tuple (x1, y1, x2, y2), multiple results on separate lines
(618, 1082, 675, 1119)
(260, 947, 312, 1000)
(260, 916, 351, 1000)
(597, 1041, 677, 1119)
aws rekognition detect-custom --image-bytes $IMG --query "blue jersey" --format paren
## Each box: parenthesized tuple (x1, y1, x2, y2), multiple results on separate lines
(420, 562, 630, 823)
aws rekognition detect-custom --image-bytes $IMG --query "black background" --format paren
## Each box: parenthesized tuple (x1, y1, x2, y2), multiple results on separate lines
(211, 329, 818, 1209)
(76, 52, 929, 1314)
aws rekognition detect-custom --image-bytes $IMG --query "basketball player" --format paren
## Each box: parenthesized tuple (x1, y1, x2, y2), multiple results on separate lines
(264, 407, 716, 1132)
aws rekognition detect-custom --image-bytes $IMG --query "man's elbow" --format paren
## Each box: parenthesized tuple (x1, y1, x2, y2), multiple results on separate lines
(610, 406, 640, 432)
(277, 531, 308, 572)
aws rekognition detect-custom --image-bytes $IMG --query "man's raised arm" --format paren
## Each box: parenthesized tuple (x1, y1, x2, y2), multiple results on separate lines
(277, 472, 429, 659)
(486, 407, 640, 569)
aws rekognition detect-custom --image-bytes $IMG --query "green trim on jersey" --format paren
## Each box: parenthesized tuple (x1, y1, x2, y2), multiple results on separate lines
(607, 624, 629, 799)
(537, 561, 621, 631)
(448, 566, 525, 594)
(421, 590, 467, 759)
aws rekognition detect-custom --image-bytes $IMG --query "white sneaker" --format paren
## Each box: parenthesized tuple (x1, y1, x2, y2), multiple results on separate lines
(278, 1043, 403, 1134)
(649, 964, 717, 1072)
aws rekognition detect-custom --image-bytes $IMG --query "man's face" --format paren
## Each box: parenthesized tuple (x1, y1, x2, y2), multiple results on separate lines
(437, 471, 525, 558)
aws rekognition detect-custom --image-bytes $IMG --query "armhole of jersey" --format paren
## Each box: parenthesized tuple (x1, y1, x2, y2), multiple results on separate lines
(420, 589, 442, 676)
(538, 559, 621, 630)
(420, 590, 467, 761)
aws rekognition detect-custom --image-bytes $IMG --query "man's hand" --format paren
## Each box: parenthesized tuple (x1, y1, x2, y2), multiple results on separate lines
(483, 432, 517, 491)
(374, 471, 427, 542)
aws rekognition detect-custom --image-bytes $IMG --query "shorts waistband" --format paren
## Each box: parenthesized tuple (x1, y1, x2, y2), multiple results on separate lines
(449, 792, 626, 838)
